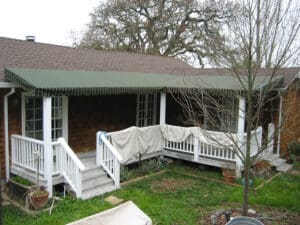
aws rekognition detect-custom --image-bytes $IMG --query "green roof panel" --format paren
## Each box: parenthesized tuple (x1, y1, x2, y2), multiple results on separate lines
(5, 67, 282, 96)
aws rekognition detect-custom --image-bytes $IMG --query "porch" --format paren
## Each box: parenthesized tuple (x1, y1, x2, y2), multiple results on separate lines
(4, 67, 284, 199)
(9, 123, 276, 200)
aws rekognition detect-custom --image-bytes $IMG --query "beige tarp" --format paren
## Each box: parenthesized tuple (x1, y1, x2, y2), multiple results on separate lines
(109, 125, 237, 163)
(66, 201, 152, 225)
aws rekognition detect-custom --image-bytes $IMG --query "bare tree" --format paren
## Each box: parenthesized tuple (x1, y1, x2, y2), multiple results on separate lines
(174, 0, 300, 216)
(75, 0, 235, 67)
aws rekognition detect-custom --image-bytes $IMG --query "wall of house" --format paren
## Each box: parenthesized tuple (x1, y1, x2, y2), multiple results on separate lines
(0, 89, 22, 178)
(68, 95, 137, 152)
(0, 89, 5, 178)
(280, 80, 300, 156)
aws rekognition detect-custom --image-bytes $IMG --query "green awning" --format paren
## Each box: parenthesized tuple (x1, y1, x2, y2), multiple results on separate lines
(5, 67, 283, 96)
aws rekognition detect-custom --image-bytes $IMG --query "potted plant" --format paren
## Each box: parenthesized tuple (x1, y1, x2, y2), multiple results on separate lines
(254, 160, 270, 172)
(26, 150, 49, 210)
(222, 163, 236, 184)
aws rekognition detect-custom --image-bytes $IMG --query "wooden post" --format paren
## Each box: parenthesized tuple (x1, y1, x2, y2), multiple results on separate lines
(236, 96, 246, 178)
(43, 96, 53, 197)
(160, 92, 166, 125)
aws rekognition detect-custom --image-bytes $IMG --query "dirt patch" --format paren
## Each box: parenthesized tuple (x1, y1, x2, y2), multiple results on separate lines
(151, 177, 195, 193)
(289, 169, 300, 176)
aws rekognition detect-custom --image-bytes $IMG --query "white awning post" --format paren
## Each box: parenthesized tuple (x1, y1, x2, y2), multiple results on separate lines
(236, 96, 246, 178)
(43, 96, 53, 197)
(159, 92, 166, 125)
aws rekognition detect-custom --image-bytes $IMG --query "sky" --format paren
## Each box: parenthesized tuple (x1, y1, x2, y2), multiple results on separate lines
(0, 0, 98, 46)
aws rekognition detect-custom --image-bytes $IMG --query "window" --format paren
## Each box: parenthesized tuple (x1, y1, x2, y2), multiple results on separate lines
(23, 95, 65, 140)
(136, 94, 157, 127)
(51, 97, 63, 140)
(204, 95, 238, 133)
(25, 96, 43, 140)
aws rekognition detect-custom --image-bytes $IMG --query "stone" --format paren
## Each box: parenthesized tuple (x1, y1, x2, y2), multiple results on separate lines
(248, 208, 256, 215)
(104, 195, 123, 205)
(215, 209, 226, 216)
(218, 214, 228, 225)
(210, 215, 217, 225)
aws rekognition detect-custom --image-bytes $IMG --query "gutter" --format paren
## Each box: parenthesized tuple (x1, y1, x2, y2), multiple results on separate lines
(4, 88, 15, 181)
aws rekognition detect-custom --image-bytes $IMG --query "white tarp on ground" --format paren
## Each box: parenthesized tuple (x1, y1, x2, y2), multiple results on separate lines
(66, 201, 152, 225)
(109, 124, 238, 163)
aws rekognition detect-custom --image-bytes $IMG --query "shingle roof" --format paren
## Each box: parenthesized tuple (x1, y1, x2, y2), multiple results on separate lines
(0, 37, 191, 82)
(0, 37, 299, 88)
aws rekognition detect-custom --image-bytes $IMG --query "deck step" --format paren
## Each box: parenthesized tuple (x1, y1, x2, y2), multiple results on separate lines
(82, 176, 113, 192)
(82, 168, 107, 182)
(269, 158, 286, 167)
(277, 163, 293, 173)
(261, 152, 292, 173)
(80, 159, 116, 199)
(262, 152, 279, 162)
(81, 183, 117, 200)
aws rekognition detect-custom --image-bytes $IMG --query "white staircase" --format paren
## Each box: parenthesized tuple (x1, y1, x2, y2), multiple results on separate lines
(262, 152, 293, 172)
(80, 157, 115, 200)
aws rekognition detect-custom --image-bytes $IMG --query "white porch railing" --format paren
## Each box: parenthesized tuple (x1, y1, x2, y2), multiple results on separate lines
(96, 132, 123, 189)
(164, 133, 236, 162)
(54, 138, 85, 198)
(243, 126, 263, 157)
(11, 135, 45, 177)
(11, 135, 84, 198)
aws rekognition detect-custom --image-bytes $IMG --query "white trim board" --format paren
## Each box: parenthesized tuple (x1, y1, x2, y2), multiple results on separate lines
(0, 82, 20, 88)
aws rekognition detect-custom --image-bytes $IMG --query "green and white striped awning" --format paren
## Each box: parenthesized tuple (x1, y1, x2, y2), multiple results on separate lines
(5, 67, 283, 96)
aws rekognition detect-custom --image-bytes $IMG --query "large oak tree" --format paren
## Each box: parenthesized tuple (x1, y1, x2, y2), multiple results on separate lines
(77, 0, 234, 67)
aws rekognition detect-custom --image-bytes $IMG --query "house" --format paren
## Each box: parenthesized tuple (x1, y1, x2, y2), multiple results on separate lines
(0, 37, 298, 199)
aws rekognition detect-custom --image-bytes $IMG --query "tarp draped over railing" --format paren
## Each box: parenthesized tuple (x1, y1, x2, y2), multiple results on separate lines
(109, 125, 239, 163)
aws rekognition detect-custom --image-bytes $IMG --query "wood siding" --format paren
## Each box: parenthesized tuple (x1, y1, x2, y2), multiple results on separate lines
(281, 80, 300, 156)
(68, 95, 136, 152)
(0, 89, 22, 177)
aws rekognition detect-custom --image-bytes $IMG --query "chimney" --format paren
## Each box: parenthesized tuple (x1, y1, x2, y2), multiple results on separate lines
(26, 36, 35, 42)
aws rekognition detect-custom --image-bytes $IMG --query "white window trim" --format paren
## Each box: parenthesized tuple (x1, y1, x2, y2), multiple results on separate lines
(136, 93, 157, 127)
(21, 92, 68, 141)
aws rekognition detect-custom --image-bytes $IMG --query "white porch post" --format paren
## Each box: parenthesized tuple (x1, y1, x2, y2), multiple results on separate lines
(43, 96, 53, 197)
(276, 94, 283, 155)
(159, 92, 166, 125)
(62, 96, 69, 142)
(236, 96, 246, 178)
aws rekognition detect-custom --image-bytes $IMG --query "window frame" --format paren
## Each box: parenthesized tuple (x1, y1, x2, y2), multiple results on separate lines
(22, 93, 68, 141)
(136, 93, 157, 127)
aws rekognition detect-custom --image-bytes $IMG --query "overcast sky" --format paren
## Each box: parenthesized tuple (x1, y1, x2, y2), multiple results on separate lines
(0, 0, 98, 46)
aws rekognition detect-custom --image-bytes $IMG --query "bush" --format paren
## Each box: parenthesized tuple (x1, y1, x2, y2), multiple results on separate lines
(120, 166, 133, 182)
(139, 158, 163, 175)
(288, 142, 300, 156)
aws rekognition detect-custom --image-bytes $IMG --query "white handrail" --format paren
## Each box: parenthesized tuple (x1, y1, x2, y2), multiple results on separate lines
(242, 126, 263, 157)
(96, 131, 123, 189)
(100, 135, 123, 162)
(57, 138, 85, 170)
(12, 134, 44, 145)
(56, 137, 85, 198)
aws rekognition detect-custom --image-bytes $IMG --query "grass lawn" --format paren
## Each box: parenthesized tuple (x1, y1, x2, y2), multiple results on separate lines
(3, 162, 300, 225)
